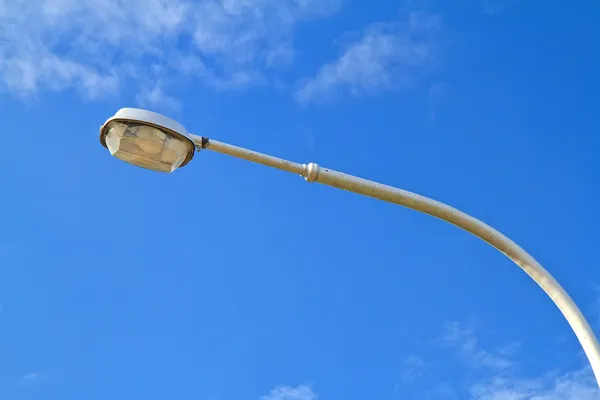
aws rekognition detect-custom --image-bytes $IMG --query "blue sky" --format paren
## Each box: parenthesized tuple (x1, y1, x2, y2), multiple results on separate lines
(1, 0, 600, 399)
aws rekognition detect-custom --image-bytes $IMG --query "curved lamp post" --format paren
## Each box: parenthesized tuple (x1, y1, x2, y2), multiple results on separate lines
(100, 108, 600, 386)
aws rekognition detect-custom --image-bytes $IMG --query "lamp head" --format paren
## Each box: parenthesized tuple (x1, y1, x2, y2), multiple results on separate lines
(99, 108, 195, 173)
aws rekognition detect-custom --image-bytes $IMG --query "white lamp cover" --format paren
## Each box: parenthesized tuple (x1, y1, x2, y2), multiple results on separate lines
(100, 108, 196, 172)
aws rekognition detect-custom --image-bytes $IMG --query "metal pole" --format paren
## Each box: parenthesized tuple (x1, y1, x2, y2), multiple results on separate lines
(193, 134, 600, 386)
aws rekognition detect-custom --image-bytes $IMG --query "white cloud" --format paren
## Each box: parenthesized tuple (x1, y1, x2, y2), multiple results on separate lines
(440, 321, 516, 371)
(262, 384, 318, 400)
(0, 0, 340, 100)
(470, 369, 600, 400)
(400, 354, 427, 382)
(295, 10, 442, 104)
(136, 83, 181, 113)
(437, 321, 600, 400)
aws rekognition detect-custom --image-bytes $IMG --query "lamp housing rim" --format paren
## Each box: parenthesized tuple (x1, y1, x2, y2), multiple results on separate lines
(99, 108, 196, 168)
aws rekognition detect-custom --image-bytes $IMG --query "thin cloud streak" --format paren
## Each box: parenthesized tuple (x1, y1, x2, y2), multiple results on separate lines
(18, 372, 42, 385)
(262, 384, 318, 400)
(296, 10, 442, 104)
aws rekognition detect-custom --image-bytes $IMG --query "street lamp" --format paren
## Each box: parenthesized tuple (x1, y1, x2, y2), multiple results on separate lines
(100, 107, 600, 386)
(99, 108, 195, 173)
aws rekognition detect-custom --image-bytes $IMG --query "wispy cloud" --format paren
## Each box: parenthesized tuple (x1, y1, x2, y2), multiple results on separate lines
(136, 83, 181, 114)
(440, 321, 517, 371)
(400, 354, 427, 383)
(436, 321, 600, 400)
(18, 372, 43, 385)
(427, 81, 449, 122)
(295, 10, 442, 104)
(262, 384, 317, 400)
(479, 0, 520, 16)
(0, 0, 340, 101)
(469, 368, 599, 400)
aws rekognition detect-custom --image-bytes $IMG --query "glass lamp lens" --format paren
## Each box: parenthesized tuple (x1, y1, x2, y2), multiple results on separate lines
(104, 121, 193, 172)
